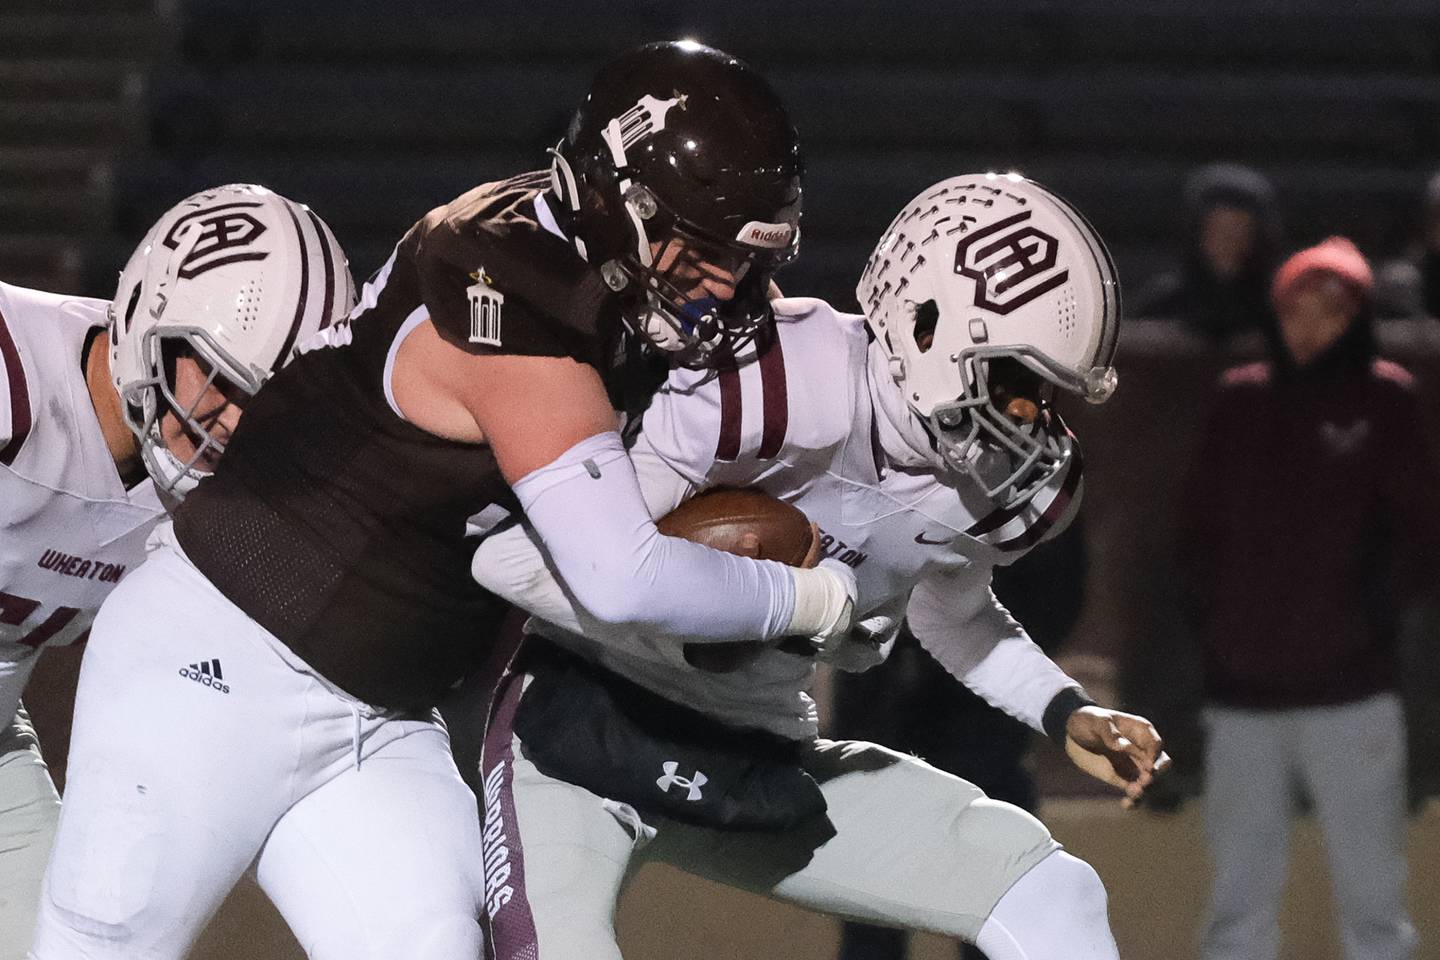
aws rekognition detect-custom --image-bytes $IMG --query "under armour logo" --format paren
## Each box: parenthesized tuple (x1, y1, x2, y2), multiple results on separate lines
(954, 210, 1068, 315)
(656, 761, 708, 801)
(162, 201, 270, 280)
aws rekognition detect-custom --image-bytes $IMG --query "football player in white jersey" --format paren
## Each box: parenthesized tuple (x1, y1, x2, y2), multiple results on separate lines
(0, 183, 353, 955)
(470, 174, 1167, 960)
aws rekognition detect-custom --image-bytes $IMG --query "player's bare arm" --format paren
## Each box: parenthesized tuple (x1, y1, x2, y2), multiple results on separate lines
(389, 317, 616, 474)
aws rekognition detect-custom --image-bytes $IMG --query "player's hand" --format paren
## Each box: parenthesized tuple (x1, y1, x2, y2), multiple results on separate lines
(800, 522, 823, 568)
(1063, 706, 1170, 809)
(807, 605, 902, 671)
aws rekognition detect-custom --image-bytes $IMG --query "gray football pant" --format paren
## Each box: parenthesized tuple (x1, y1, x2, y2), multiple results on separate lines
(481, 729, 1060, 960)
(0, 707, 59, 960)
(1200, 694, 1416, 960)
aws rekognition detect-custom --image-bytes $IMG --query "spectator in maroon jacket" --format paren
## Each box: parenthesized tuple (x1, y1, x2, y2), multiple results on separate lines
(1180, 237, 1439, 960)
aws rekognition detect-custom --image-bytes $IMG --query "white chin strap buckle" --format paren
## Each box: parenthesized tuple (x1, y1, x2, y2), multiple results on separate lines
(640, 310, 685, 352)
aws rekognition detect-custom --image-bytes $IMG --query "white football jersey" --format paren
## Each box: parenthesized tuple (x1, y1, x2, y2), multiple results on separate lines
(526, 297, 1081, 738)
(0, 282, 164, 724)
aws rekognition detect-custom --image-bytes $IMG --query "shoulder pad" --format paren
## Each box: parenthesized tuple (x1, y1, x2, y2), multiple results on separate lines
(0, 284, 106, 466)
(410, 177, 618, 369)
(643, 297, 866, 486)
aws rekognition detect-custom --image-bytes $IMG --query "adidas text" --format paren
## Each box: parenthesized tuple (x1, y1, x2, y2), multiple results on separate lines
(179, 659, 230, 695)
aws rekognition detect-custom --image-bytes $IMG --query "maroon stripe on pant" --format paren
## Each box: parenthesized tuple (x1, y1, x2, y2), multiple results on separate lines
(0, 305, 32, 466)
(714, 360, 742, 462)
(757, 334, 788, 459)
(479, 669, 540, 960)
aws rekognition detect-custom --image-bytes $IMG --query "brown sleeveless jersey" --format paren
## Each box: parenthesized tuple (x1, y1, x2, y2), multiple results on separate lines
(175, 172, 664, 711)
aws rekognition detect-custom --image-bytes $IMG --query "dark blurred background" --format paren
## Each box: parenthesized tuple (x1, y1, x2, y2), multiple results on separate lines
(8, 0, 1440, 305)
(6, 2, 1440, 959)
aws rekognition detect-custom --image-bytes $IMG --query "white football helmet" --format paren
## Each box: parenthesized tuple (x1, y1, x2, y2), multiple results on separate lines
(858, 172, 1120, 506)
(109, 183, 356, 496)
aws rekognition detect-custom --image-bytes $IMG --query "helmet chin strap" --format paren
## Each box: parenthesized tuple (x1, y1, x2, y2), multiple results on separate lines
(141, 438, 208, 499)
(635, 301, 686, 352)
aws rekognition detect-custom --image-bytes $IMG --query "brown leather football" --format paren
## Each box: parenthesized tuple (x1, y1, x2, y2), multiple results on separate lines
(656, 487, 812, 566)
(656, 488, 812, 673)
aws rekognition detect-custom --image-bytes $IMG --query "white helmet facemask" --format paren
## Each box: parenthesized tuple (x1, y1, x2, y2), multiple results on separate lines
(109, 183, 356, 498)
(858, 172, 1120, 507)
(122, 318, 271, 498)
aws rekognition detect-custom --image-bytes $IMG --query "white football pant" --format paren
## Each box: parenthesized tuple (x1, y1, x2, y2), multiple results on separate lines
(28, 531, 486, 960)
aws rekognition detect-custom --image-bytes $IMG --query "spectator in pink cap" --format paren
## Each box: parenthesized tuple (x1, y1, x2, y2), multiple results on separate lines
(1179, 236, 1439, 960)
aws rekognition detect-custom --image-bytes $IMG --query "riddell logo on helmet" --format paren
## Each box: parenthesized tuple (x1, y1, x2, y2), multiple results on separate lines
(737, 222, 793, 249)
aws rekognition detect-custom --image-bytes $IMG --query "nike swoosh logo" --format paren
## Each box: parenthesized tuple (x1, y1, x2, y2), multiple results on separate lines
(914, 531, 952, 546)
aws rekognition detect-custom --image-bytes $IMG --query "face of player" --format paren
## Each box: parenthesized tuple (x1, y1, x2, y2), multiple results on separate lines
(916, 332, 1045, 430)
(650, 239, 745, 302)
(1199, 203, 1259, 282)
(1276, 272, 1360, 366)
(983, 356, 1046, 427)
(158, 353, 250, 473)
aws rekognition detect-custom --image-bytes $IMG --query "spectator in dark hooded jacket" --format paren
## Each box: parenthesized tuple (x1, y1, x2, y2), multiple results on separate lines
(1180, 236, 1438, 960)
(1132, 163, 1283, 341)
(1376, 168, 1440, 319)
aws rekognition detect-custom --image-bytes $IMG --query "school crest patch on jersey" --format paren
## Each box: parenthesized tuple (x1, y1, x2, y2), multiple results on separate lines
(467, 269, 504, 347)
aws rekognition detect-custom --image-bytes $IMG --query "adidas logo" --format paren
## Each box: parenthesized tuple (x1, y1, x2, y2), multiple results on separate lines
(178, 659, 230, 694)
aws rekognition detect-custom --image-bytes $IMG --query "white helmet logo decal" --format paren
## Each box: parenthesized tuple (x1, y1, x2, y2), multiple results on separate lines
(953, 210, 1068, 315)
(161, 202, 270, 280)
(604, 92, 685, 165)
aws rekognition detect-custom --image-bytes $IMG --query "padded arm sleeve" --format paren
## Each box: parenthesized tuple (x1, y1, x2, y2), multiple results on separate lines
(906, 562, 1082, 733)
(473, 432, 697, 637)
(471, 520, 594, 639)
(510, 431, 799, 641)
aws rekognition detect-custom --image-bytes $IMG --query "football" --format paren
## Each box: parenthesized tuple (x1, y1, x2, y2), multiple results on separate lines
(656, 487, 812, 566)
(656, 488, 813, 673)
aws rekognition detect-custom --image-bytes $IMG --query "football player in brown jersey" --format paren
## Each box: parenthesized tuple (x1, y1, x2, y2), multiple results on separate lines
(34, 42, 860, 960)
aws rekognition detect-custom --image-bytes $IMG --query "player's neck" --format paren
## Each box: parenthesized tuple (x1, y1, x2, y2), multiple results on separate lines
(83, 329, 143, 481)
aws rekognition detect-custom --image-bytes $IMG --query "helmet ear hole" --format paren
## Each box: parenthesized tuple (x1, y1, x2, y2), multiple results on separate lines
(120, 285, 143, 336)
(913, 299, 939, 353)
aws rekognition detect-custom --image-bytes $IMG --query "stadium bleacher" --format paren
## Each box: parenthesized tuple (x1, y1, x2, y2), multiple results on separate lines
(4, 1, 1440, 306)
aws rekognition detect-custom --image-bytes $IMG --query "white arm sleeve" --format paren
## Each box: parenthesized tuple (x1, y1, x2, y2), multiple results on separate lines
(471, 519, 594, 638)
(906, 562, 1082, 733)
(509, 431, 850, 642)
(473, 431, 698, 637)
